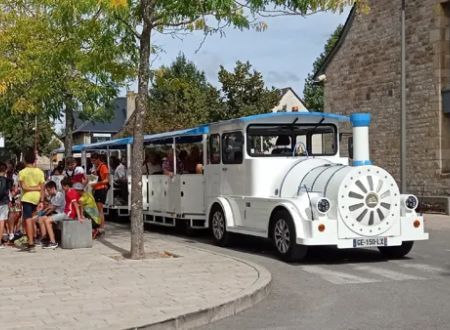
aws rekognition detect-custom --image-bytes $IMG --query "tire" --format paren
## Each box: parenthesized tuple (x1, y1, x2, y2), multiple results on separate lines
(378, 241, 414, 259)
(210, 205, 229, 247)
(271, 209, 308, 262)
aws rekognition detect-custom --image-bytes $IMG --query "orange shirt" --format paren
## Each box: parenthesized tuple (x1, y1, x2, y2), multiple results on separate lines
(94, 162, 109, 190)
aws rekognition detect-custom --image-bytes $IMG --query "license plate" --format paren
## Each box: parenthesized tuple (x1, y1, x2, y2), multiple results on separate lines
(353, 237, 388, 248)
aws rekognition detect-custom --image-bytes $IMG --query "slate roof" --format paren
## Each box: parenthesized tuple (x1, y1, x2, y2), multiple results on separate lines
(73, 97, 127, 134)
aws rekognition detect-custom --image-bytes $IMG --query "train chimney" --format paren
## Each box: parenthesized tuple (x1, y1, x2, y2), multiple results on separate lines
(350, 113, 372, 166)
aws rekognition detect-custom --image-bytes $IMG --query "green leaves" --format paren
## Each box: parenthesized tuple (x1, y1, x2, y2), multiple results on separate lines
(303, 24, 343, 111)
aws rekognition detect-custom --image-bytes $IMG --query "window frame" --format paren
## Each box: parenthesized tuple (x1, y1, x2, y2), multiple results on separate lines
(246, 123, 338, 158)
(208, 133, 221, 165)
(222, 131, 244, 165)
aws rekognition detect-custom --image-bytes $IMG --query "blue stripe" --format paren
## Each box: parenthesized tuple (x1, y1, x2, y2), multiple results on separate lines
(353, 160, 372, 166)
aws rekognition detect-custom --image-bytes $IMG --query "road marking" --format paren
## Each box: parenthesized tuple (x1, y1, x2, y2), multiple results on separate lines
(390, 262, 447, 274)
(353, 265, 426, 281)
(301, 266, 378, 284)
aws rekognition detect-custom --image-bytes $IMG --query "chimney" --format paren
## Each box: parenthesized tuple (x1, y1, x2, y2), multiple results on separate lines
(126, 91, 136, 121)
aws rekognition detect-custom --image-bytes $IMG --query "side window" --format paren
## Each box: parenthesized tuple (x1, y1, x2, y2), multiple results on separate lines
(222, 132, 244, 164)
(208, 134, 220, 164)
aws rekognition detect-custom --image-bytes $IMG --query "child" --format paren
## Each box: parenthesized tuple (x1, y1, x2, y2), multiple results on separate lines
(0, 163, 12, 248)
(40, 177, 84, 249)
(35, 181, 65, 244)
(73, 184, 101, 238)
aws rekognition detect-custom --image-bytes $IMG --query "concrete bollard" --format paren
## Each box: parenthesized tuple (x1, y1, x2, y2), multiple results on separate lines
(60, 219, 93, 249)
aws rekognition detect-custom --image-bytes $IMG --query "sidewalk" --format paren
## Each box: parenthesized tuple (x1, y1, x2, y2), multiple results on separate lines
(0, 224, 271, 330)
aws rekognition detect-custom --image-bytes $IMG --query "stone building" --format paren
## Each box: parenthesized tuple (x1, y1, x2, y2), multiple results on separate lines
(315, 0, 450, 202)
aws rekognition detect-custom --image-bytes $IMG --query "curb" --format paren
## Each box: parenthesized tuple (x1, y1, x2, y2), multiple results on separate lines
(128, 250, 272, 330)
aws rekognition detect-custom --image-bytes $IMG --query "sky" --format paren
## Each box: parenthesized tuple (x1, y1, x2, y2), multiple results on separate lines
(131, 8, 351, 98)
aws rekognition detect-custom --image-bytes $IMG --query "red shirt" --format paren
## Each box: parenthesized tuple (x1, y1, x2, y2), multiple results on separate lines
(64, 188, 80, 219)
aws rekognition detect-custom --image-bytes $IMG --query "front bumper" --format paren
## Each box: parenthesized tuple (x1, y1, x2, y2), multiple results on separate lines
(296, 216, 429, 248)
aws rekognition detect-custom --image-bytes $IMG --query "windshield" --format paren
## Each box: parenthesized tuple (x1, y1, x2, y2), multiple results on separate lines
(247, 124, 337, 157)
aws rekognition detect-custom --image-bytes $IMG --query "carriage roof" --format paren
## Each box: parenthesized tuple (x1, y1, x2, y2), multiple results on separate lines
(52, 112, 349, 153)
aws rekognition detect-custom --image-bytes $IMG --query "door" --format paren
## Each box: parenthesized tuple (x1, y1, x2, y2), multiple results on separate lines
(205, 134, 221, 200)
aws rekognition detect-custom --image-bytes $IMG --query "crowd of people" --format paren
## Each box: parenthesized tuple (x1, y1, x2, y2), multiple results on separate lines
(0, 150, 109, 252)
(0, 144, 204, 252)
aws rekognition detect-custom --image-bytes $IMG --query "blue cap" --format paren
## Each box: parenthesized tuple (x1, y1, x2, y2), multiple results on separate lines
(350, 113, 371, 127)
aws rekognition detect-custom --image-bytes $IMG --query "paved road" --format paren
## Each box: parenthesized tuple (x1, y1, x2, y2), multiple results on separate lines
(140, 214, 450, 330)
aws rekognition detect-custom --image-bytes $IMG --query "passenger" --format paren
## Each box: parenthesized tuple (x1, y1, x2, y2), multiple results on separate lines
(184, 145, 203, 174)
(64, 157, 87, 185)
(89, 152, 109, 231)
(162, 149, 183, 177)
(113, 157, 127, 205)
(18, 149, 45, 251)
(0, 162, 12, 248)
(40, 179, 84, 249)
(142, 151, 162, 175)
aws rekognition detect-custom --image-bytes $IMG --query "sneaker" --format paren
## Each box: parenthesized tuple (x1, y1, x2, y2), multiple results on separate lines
(8, 233, 14, 241)
(0, 244, 5, 249)
(43, 242, 58, 249)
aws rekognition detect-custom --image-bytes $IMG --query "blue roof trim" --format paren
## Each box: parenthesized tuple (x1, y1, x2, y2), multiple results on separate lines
(238, 111, 350, 123)
(83, 137, 133, 150)
(144, 125, 209, 144)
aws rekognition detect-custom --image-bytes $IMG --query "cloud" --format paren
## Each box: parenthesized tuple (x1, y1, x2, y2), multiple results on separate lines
(266, 71, 301, 85)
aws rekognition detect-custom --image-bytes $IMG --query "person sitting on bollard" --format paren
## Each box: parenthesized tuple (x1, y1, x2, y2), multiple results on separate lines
(40, 178, 84, 249)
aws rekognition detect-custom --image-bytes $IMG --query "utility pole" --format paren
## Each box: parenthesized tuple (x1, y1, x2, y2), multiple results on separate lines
(400, 0, 406, 193)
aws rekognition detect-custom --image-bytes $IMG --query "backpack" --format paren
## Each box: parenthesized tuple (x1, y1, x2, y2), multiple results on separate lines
(0, 176, 12, 203)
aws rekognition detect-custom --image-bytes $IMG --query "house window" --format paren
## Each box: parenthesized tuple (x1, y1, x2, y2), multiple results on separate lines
(292, 106, 299, 112)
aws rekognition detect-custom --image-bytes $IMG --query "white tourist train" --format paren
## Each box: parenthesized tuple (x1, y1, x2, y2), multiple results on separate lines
(54, 112, 429, 261)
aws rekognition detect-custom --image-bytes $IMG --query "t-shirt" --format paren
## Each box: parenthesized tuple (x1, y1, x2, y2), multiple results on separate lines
(64, 188, 80, 219)
(0, 176, 12, 205)
(93, 163, 109, 190)
(65, 166, 85, 184)
(19, 167, 45, 205)
(50, 191, 65, 214)
(113, 163, 126, 182)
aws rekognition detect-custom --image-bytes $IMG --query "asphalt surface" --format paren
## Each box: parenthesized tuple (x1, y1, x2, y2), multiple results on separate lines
(116, 214, 450, 330)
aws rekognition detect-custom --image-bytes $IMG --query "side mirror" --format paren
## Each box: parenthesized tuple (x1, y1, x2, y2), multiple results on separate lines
(348, 136, 353, 159)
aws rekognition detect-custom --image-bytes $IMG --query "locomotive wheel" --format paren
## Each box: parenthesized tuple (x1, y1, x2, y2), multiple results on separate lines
(210, 205, 229, 247)
(272, 210, 308, 262)
(378, 241, 414, 259)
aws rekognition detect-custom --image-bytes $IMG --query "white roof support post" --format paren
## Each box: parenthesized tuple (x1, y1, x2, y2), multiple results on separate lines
(173, 138, 177, 176)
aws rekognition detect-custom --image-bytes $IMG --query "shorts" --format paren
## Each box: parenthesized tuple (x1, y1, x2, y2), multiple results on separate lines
(50, 213, 71, 222)
(0, 204, 8, 220)
(22, 202, 37, 220)
(94, 189, 108, 205)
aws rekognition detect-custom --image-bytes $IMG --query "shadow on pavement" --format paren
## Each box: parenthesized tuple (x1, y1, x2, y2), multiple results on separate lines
(105, 217, 402, 266)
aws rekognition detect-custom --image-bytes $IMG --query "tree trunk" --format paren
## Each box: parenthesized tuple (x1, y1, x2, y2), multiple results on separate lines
(130, 0, 153, 259)
(64, 95, 75, 158)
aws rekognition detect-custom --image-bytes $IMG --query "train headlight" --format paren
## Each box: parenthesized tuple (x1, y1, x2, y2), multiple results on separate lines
(403, 195, 418, 210)
(317, 198, 331, 214)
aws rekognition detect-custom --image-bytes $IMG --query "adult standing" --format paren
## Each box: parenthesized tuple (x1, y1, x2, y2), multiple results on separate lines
(89, 153, 109, 231)
(18, 150, 45, 251)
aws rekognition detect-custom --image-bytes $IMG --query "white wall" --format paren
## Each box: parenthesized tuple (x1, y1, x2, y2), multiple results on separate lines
(272, 89, 308, 113)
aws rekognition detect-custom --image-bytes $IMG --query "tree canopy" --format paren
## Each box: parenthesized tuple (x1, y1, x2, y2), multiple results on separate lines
(303, 24, 343, 111)
(145, 54, 222, 133)
(0, 0, 135, 155)
(217, 61, 280, 120)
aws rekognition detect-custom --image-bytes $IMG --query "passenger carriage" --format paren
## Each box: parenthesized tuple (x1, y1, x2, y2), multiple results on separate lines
(53, 111, 429, 261)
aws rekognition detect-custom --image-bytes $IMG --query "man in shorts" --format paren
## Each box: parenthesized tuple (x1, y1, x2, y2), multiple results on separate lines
(41, 178, 84, 249)
(0, 162, 12, 248)
(89, 153, 109, 230)
(19, 150, 45, 251)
